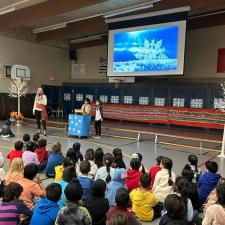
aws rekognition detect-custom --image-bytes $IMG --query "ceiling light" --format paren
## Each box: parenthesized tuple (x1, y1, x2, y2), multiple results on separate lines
(70, 33, 107, 44)
(0, 5, 15, 15)
(33, 23, 66, 33)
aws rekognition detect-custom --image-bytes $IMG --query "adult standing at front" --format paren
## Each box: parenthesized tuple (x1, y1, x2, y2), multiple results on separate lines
(81, 98, 91, 115)
(33, 87, 48, 136)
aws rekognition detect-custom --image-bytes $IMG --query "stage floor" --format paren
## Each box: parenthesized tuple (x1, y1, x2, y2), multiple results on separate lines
(1, 123, 224, 225)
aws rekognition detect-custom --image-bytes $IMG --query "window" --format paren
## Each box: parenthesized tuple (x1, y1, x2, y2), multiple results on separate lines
(190, 99, 203, 108)
(124, 96, 133, 104)
(139, 97, 149, 105)
(86, 94, 93, 102)
(154, 97, 165, 107)
(100, 95, 108, 103)
(173, 98, 185, 107)
(76, 93, 83, 102)
(111, 96, 119, 104)
(214, 98, 225, 109)
(64, 93, 71, 101)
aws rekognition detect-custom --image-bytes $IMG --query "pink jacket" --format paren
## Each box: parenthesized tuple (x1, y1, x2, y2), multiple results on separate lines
(202, 204, 225, 225)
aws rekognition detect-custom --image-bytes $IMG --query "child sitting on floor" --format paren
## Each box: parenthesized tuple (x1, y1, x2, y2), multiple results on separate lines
(126, 158, 143, 192)
(85, 149, 98, 179)
(130, 174, 158, 222)
(159, 194, 188, 225)
(112, 148, 126, 169)
(45, 143, 64, 178)
(1, 119, 15, 138)
(17, 163, 45, 209)
(32, 133, 40, 150)
(23, 133, 30, 150)
(55, 178, 92, 225)
(0, 182, 32, 224)
(72, 142, 83, 162)
(198, 161, 221, 205)
(7, 141, 23, 165)
(106, 167, 127, 206)
(56, 166, 77, 208)
(77, 160, 93, 203)
(94, 148, 104, 169)
(188, 154, 202, 182)
(131, 153, 145, 173)
(202, 183, 225, 225)
(22, 141, 39, 166)
(30, 183, 62, 225)
(149, 156, 164, 190)
(85, 179, 109, 225)
(95, 153, 115, 183)
(107, 188, 141, 225)
(153, 157, 176, 203)
(55, 157, 73, 182)
(35, 138, 48, 171)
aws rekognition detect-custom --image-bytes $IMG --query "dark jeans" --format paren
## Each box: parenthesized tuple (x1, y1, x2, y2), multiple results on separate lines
(38, 160, 47, 172)
(153, 202, 164, 219)
(95, 120, 102, 136)
(35, 110, 46, 130)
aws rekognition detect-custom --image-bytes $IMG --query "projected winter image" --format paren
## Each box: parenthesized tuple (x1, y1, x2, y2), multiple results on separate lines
(113, 26, 179, 73)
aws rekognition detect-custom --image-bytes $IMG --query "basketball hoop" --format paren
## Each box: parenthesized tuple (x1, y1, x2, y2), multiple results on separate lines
(113, 78, 124, 88)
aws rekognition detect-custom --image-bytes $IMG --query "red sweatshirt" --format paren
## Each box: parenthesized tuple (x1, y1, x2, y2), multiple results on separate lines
(35, 147, 48, 163)
(7, 150, 23, 163)
(126, 169, 142, 193)
(149, 165, 161, 190)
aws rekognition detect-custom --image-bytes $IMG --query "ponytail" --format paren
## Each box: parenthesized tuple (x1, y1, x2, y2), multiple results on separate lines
(168, 168, 173, 186)
(105, 160, 111, 183)
(161, 157, 174, 186)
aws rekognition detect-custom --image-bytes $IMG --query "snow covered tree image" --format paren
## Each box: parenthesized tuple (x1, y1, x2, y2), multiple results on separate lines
(9, 79, 29, 115)
(134, 39, 168, 66)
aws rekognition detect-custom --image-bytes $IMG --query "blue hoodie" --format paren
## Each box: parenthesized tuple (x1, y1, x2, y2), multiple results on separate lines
(198, 172, 221, 203)
(30, 198, 60, 225)
(106, 168, 127, 206)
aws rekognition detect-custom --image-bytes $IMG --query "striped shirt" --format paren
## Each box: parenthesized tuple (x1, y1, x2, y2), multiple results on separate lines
(0, 201, 32, 225)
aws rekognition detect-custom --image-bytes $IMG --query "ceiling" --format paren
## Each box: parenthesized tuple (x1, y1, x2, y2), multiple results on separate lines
(0, 0, 225, 49)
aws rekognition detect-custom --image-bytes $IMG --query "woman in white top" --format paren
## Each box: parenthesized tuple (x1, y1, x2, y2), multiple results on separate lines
(153, 157, 176, 203)
(33, 87, 48, 135)
(95, 100, 103, 137)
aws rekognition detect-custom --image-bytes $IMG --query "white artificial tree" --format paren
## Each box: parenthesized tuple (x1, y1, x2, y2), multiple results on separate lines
(8, 78, 29, 115)
(217, 81, 225, 158)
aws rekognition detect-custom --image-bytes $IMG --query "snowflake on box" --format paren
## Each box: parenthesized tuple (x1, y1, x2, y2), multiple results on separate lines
(9, 78, 29, 115)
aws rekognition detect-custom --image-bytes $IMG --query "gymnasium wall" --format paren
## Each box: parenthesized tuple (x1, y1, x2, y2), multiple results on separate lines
(73, 25, 225, 83)
(0, 35, 70, 93)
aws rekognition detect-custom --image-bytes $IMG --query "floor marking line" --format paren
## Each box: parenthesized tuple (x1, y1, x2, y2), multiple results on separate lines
(198, 154, 219, 168)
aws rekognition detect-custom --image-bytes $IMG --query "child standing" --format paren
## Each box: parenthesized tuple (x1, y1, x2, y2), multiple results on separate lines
(22, 141, 40, 166)
(35, 138, 48, 171)
(95, 100, 103, 137)
(0, 182, 32, 224)
(85, 179, 109, 225)
(107, 188, 141, 225)
(188, 154, 202, 182)
(106, 168, 127, 206)
(55, 178, 92, 225)
(95, 153, 115, 183)
(7, 141, 23, 164)
(30, 183, 62, 225)
(126, 158, 142, 192)
(45, 143, 64, 178)
(130, 174, 158, 222)
(1, 120, 15, 137)
(17, 163, 45, 209)
(198, 161, 221, 205)
(152, 157, 176, 203)
(85, 149, 98, 179)
(149, 156, 164, 189)
(77, 160, 93, 202)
